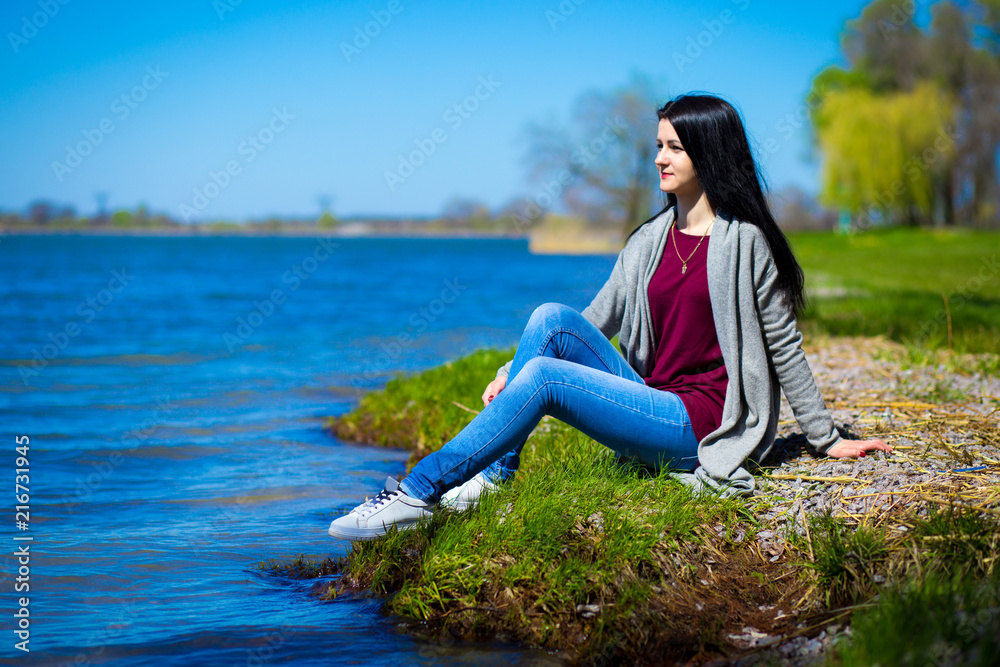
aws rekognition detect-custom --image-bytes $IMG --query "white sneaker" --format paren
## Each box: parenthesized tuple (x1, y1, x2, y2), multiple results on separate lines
(439, 472, 500, 511)
(328, 477, 435, 541)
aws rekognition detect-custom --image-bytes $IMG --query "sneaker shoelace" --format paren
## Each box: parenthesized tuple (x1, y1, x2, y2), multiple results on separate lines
(354, 488, 399, 517)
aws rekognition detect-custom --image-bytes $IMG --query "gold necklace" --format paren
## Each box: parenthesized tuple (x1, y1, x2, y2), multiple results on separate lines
(670, 219, 714, 274)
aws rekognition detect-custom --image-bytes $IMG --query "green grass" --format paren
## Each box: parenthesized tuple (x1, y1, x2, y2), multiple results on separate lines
(256, 554, 341, 579)
(799, 504, 1000, 607)
(800, 506, 1000, 666)
(799, 511, 890, 608)
(790, 227, 1000, 356)
(833, 573, 1000, 667)
(886, 344, 1000, 378)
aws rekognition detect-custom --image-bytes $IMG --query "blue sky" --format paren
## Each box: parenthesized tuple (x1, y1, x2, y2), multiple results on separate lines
(0, 0, 881, 221)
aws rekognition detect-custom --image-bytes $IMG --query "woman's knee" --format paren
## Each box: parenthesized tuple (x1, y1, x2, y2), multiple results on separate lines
(527, 302, 580, 333)
(518, 356, 560, 391)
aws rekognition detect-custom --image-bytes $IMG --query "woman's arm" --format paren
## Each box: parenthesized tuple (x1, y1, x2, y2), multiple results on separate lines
(750, 229, 890, 458)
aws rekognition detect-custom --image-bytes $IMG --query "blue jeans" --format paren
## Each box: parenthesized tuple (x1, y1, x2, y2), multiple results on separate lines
(398, 302, 700, 503)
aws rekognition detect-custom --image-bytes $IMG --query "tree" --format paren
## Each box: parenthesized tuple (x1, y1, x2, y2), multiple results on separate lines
(52, 205, 76, 224)
(440, 197, 491, 228)
(962, 0, 1000, 52)
(930, 1, 1000, 223)
(494, 197, 543, 234)
(316, 195, 338, 229)
(111, 210, 135, 227)
(814, 82, 954, 226)
(811, 0, 1000, 227)
(27, 200, 53, 225)
(841, 0, 930, 91)
(318, 211, 339, 229)
(520, 73, 666, 240)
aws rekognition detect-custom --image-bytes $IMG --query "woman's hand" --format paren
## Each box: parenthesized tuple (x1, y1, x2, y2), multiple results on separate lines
(825, 438, 893, 459)
(482, 376, 507, 406)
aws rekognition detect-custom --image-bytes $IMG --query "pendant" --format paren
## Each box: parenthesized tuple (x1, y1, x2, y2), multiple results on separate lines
(681, 263, 687, 274)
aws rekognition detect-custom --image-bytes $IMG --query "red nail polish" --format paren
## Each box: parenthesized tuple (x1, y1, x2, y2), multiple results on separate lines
(859, 451, 866, 457)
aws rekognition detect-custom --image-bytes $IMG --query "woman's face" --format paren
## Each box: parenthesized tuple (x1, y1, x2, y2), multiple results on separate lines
(655, 119, 701, 198)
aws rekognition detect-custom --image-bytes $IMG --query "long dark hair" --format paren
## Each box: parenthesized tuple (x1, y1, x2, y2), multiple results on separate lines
(630, 94, 806, 315)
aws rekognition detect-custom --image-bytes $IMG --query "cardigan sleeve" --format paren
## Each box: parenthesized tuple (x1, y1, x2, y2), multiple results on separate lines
(750, 232, 842, 453)
(580, 248, 628, 340)
(495, 359, 513, 380)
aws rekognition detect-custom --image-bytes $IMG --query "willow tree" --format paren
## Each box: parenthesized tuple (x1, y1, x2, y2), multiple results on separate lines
(813, 82, 955, 228)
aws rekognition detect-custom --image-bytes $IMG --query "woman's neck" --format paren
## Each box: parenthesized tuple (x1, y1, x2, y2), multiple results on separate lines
(674, 191, 716, 235)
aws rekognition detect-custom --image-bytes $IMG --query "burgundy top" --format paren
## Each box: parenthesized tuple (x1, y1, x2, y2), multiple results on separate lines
(644, 226, 729, 442)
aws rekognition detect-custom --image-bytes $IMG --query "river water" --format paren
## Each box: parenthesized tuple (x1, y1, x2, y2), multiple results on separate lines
(0, 234, 615, 666)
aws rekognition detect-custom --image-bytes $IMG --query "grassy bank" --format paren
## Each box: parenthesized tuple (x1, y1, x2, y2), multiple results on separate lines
(327, 349, 805, 662)
(790, 227, 1000, 358)
(301, 345, 1000, 663)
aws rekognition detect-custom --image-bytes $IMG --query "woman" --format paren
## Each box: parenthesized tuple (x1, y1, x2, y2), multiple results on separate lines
(329, 94, 891, 541)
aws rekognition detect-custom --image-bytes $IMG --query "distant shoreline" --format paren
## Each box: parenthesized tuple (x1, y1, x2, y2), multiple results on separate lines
(0, 226, 527, 239)
(1, 224, 622, 253)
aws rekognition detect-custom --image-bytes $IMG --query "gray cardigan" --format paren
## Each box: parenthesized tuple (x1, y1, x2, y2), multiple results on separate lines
(495, 206, 842, 496)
